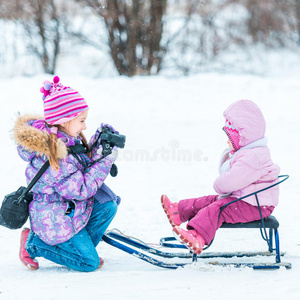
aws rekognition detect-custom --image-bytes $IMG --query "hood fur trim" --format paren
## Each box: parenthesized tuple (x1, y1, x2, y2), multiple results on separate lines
(13, 114, 68, 160)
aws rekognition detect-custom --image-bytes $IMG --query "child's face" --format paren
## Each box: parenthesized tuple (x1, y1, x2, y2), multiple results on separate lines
(60, 110, 88, 138)
(227, 139, 235, 151)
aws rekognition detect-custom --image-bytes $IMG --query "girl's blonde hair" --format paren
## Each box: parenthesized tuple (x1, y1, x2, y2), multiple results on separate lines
(49, 125, 90, 170)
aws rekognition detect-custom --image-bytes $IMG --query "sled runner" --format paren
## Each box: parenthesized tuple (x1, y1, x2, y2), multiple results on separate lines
(103, 175, 291, 270)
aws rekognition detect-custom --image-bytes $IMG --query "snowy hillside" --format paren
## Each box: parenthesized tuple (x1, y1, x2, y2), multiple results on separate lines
(0, 72, 299, 299)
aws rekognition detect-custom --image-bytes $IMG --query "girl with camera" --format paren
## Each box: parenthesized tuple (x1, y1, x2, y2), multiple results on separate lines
(14, 76, 120, 271)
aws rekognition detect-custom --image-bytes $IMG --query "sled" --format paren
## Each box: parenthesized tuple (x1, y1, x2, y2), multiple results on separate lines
(102, 175, 291, 270)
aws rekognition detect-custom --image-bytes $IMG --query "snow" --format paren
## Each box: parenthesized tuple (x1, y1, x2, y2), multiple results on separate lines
(0, 72, 300, 299)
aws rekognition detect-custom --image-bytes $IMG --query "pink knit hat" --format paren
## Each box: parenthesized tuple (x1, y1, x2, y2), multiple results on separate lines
(40, 76, 88, 125)
(223, 119, 240, 152)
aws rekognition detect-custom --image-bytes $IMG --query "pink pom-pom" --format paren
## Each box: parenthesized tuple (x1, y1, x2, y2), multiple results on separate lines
(40, 87, 45, 93)
(44, 82, 52, 91)
(53, 76, 60, 83)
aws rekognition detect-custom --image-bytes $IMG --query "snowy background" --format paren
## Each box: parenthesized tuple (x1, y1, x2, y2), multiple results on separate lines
(1, 1, 300, 297)
(0, 67, 300, 299)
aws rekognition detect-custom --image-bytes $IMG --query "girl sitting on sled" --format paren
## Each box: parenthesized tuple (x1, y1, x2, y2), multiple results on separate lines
(161, 99, 280, 254)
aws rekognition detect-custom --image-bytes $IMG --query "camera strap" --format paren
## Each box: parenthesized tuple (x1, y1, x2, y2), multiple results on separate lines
(68, 144, 88, 154)
(18, 161, 50, 203)
(68, 140, 110, 168)
(88, 131, 102, 154)
(67, 130, 118, 176)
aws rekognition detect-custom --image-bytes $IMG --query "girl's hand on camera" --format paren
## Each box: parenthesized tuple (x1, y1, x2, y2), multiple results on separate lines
(97, 145, 104, 157)
(96, 146, 118, 162)
(100, 123, 119, 134)
(107, 146, 118, 163)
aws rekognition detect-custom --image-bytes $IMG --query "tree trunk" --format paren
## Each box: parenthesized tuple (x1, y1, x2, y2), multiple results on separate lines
(296, 0, 300, 45)
(82, 0, 166, 76)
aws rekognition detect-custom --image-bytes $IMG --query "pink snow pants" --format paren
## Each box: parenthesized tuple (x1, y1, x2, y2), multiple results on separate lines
(178, 195, 274, 245)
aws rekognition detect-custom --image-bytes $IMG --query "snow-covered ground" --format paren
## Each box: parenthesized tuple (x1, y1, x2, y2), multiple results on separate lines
(0, 72, 299, 299)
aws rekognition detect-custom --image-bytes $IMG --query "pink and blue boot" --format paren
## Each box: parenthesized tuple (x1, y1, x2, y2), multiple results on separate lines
(19, 228, 39, 270)
(161, 195, 182, 227)
(173, 226, 205, 255)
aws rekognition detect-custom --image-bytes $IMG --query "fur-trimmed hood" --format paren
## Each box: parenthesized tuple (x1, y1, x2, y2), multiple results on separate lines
(13, 114, 68, 160)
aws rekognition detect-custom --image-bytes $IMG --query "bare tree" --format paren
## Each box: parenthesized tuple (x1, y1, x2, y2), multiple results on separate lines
(240, 0, 296, 47)
(295, 0, 300, 44)
(77, 0, 167, 76)
(0, 0, 64, 74)
(1, 0, 300, 77)
(22, 0, 62, 74)
(162, 0, 227, 75)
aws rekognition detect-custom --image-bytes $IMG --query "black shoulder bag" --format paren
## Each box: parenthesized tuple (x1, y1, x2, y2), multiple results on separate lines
(0, 161, 50, 230)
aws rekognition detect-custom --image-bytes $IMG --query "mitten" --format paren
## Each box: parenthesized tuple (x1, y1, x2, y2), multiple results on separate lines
(100, 123, 119, 134)
(106, 146, 118, 163)
(97, 145, 118, 162)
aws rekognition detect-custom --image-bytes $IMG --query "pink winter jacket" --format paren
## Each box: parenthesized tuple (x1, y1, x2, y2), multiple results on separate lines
(213, 100, 280, 207)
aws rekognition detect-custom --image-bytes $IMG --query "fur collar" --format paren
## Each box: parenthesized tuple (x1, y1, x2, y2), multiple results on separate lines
(13, 114, 68, 160)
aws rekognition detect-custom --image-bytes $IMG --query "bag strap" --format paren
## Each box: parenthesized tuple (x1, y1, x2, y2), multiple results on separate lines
(23, 161, 50, 197)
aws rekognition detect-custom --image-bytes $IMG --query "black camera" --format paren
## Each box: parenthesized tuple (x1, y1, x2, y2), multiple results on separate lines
(100, 127, 126, 177)
(101, 127, 126, 156)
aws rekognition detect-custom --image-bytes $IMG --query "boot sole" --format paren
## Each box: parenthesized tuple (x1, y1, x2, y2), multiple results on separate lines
(20, 260, 39, 271)
(173, 227, 202, 255)
(97, 258, 104, 269)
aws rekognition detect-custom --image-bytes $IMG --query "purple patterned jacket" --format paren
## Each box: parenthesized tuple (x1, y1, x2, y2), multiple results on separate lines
(13, 114, 118, 245)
